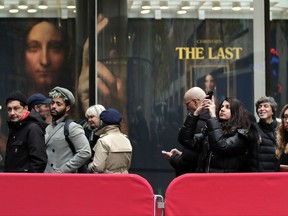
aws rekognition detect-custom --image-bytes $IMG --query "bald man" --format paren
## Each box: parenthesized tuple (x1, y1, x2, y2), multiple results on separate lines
(162, 87, 210, 176)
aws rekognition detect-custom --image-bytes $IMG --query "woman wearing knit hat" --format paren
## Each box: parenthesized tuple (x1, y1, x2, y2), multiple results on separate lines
(88, 108, 132, 174)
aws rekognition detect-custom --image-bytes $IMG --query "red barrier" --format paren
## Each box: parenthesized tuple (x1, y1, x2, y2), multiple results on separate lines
(0, 173, 154, 216)
(165, 173, 288, 216)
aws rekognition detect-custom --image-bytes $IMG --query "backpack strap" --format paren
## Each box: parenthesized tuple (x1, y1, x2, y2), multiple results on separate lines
(64, 118, 76, 155)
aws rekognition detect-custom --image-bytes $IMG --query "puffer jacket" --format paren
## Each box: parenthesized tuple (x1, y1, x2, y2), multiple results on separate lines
(179, 116, 249, 173)
(257, 119, 279, 171)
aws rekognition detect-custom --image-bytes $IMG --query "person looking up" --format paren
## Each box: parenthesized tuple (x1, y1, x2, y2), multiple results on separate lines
(178, 96, 252, 173)
(4, 90, 47, 172)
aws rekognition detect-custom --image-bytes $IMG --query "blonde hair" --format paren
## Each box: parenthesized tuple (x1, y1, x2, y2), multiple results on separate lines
(85, 104, 106, 118)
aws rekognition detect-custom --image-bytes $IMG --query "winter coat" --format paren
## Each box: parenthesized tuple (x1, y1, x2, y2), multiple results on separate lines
(5, 114, 47, 172)
(257, 119, 279, 171)
(44, 119, 91, 173)
(279, 152, 288, 165)
(88, 125, 132, 173)
(29, 109, 48, 131)
(179, 116, 249, 173)
(170, 111, 210, 176)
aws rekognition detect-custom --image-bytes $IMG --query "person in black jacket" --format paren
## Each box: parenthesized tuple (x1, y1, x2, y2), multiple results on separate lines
(162, 87, 209, 176)
(178, 96, 252, 173)
(27, 93, 52, 129)
(4, 90, 47, 172)
(255, 96, 279, 172)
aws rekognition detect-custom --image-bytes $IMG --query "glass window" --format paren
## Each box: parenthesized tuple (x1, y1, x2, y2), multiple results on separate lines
(1, 0, 285, 195)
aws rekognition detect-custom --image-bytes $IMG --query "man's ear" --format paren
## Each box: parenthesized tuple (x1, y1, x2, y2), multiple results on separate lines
(66, 105, 71, 112)
(24, 105, 29, 111)
(34, 105, 40, 112)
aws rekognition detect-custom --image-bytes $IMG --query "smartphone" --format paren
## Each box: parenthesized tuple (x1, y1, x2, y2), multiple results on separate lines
(207, 90, 214, 99)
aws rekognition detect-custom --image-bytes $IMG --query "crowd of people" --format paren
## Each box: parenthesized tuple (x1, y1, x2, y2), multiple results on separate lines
(163, 86, 288, 175)
(3, 84, 288, 176)
(3, 86, 132, 174)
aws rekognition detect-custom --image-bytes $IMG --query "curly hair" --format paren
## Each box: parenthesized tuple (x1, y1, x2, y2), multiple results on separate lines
(217, 97, 250, 136)
(276, 104, 288, 159)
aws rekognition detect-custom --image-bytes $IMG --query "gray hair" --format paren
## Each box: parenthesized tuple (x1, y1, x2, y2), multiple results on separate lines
(255, 96, 277, 117)
(85, 104, 106, 118)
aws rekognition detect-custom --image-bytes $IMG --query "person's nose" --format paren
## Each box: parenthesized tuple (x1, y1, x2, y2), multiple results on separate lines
(40, 48, 51, 67)
(51, 103, 56, 109)
(10, 109, 16, 115)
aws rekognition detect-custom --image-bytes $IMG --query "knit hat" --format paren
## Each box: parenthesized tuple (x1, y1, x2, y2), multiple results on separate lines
(100, 108, 122, 125)
(6, 90, 27, 106)
(49, 86, 75, 105)
(28, 93, 52, 108)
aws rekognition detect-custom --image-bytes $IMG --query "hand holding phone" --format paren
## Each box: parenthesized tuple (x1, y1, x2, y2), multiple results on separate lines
(207, 90, 214, 100)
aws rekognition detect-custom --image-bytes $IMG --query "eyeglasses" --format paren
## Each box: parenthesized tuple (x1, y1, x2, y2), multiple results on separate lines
(282, 115, 288, 120)
(185, 100, 192, 107)
(185, 98, 199, 107)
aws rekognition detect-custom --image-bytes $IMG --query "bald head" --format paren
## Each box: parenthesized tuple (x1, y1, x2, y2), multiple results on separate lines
(184, 87, 206, 103)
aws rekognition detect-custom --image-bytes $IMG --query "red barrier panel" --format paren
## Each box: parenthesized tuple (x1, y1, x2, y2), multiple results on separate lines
(165, 173, 288, 216)
(0, 173, 154, 216)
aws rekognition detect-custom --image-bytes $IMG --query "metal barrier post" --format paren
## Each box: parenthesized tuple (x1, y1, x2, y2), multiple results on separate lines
(154, 194, 164, 216)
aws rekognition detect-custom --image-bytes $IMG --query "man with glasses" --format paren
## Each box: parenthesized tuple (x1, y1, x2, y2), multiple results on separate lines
(162, 87, 209, 176)
(4, 90, 47, 172)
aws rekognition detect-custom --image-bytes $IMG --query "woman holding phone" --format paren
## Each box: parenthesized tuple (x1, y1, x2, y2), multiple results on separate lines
(178, 96, 255, 173)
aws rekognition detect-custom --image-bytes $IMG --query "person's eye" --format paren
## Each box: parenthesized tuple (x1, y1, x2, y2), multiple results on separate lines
(26, 43, 40, 52)
(49, 42, 64, 52)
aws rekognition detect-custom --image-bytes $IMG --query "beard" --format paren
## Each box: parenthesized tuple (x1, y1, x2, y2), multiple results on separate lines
(51, 108, 67, 120)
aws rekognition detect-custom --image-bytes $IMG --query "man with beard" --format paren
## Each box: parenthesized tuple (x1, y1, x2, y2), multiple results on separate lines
(27, 93, 52, 129)
(44, 86, 91, 173)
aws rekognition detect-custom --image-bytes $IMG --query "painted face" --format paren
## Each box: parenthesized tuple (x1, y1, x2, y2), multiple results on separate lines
(204, 74, 215, 92)
(7, 101, 28, 122)
(25, 21, 65, 87)
(282, 109, 288, 132)
(257, 102, 273, 122)
(219, 100, 231, 121)
(50, 97, 68, 120)
(87, 115, 101, 129)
